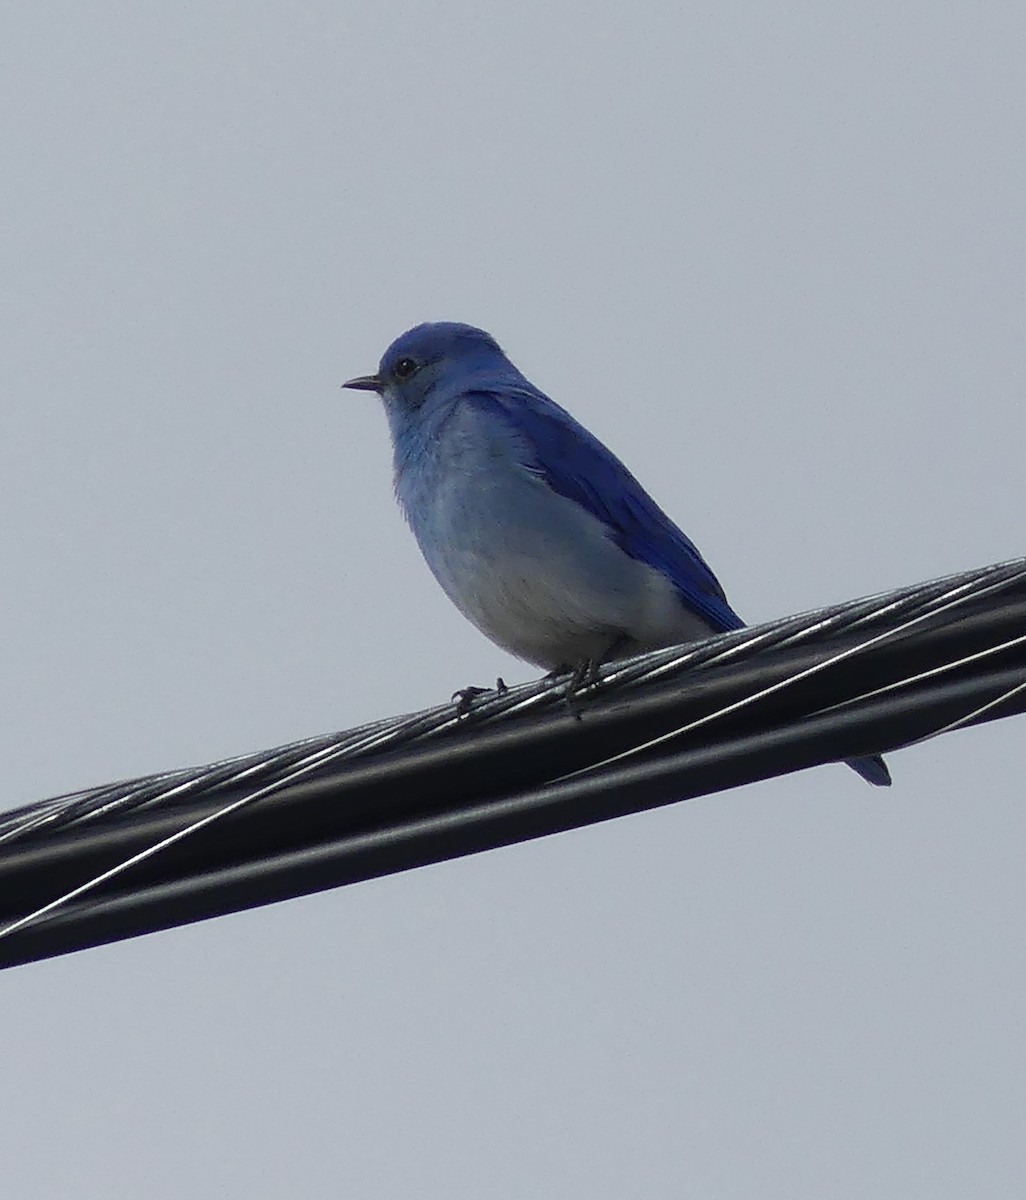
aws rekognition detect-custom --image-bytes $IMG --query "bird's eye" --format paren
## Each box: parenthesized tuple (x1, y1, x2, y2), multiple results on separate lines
(393, 357, 418, 380)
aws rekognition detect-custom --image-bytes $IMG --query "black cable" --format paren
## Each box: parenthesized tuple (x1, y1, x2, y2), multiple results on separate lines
(1, 557, 1024, 970)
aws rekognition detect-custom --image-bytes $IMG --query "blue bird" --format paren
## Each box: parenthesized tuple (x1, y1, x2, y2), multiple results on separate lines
(345, 322, 890, 787)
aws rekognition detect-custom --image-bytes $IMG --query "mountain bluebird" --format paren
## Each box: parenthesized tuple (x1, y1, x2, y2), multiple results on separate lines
(345, 322, 890, 787)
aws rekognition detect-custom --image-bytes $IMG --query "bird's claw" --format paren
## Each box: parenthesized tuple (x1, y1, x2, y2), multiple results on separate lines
(542, 665, 596, 714)
(452, 677, 508, 717)
(550, 658, 601, 719)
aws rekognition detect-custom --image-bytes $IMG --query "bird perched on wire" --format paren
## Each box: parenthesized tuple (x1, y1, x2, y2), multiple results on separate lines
(345, 322, 890, 787)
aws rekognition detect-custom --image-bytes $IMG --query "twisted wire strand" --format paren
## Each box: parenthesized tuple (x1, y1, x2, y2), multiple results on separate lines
(0, 557, 1023, 949)
(554, 558, 1026, 782)
(2, 557, 1023, 852)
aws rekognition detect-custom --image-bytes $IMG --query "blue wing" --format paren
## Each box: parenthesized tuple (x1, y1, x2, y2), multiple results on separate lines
(475, 386, 745, 633)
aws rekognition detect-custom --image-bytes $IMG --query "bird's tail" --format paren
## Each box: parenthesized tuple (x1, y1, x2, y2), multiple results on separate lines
(845, 755, 891, 787)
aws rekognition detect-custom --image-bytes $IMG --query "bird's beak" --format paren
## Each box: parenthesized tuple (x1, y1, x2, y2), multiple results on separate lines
(342, 374, 383, 393)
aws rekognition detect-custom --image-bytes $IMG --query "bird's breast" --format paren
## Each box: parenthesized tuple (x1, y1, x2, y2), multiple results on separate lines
(390, 406, 708, 668)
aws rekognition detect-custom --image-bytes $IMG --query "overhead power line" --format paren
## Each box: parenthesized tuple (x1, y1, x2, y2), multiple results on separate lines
(0, 557, 1024, 970)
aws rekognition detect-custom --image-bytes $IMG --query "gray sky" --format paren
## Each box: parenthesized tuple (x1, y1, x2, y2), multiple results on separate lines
(2, 3, 1024, 1195)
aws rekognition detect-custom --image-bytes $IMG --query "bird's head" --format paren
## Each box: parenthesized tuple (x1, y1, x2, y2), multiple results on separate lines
(344, 323, 518, 419)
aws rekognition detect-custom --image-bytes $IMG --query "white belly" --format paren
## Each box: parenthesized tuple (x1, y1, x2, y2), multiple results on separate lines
(396, 417, 714, 668)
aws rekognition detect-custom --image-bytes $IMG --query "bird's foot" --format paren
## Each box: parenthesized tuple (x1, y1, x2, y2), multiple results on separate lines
(567, 657, 602, 696)
(556, 659, 603, 720)
(550, 636, 628, 717)
(452, 677, 508, 717)
(543, 661, 600, 691)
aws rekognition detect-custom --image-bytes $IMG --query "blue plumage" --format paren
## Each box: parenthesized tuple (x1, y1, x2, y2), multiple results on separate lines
(476, 387, 745, 633)
(345, 322, 889, 787)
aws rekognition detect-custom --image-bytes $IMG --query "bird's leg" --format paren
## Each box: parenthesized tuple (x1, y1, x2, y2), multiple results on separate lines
(452, 677, 508, 717)
(534, 661, 588, 717)
(562, 634, 631, 713)
(566, 658, 595, 696)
